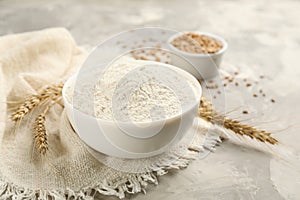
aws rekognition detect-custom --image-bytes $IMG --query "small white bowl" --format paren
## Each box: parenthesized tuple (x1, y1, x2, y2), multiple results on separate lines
(167, 31, 228, 80)
(62, 61, 202, 159)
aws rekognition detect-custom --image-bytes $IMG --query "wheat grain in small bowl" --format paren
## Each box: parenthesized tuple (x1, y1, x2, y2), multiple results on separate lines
(167, 32, 228, 80)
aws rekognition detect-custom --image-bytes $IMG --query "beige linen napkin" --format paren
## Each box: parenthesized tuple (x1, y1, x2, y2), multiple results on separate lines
(0, 28, 219, 199)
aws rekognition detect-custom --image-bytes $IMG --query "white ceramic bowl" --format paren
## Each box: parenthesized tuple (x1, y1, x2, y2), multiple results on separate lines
(62, 62, 202, 159)
(167, 31, 228, 80)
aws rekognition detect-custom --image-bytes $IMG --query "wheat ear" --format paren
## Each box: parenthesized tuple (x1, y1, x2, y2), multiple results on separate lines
(198, 97, 278, 145)
(12, 83, 64, 121)
(34, 96, 62, 155)
(34, 112, 48, 155)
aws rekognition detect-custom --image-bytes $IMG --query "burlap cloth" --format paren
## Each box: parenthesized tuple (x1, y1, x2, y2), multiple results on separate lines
(0, 28, 220, 199)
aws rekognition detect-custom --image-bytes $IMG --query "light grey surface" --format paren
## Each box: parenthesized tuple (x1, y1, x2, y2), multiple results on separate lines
(1, 0, 299, 199)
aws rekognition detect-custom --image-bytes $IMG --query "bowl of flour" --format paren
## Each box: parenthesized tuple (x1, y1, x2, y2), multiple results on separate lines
(63, 57, 202, 159)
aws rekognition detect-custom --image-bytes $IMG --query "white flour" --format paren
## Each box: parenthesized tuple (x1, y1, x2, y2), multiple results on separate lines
(67, 57, 199, 122)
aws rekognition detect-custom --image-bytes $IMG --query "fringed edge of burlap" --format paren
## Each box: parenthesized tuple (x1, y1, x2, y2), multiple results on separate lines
(0, 122, 222, 199)
(0, 154, 191, 199)
(0, 172, 157, 199)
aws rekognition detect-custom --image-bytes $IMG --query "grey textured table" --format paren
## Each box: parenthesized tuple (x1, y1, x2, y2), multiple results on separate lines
(1, 0, 299, 199)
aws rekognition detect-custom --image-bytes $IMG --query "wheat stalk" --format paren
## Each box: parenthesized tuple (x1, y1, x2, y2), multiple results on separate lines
(10, 82, 64, 155)
(198, 97, 278, 145)
(12, 83, 64, 121)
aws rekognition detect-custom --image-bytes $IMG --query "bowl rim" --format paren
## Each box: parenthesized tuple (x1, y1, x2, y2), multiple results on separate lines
(62, 61, 202, 125)
(167, 31, 228, 57)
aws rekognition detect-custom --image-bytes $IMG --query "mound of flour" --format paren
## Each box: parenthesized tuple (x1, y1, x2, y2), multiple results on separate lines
(66, 57, 198, 122)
